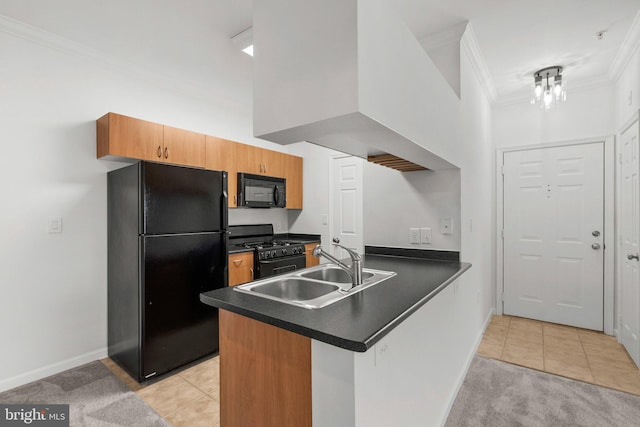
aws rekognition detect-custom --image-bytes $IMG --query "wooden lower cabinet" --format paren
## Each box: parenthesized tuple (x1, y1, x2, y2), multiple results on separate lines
(219, 310, 311, 427)
(305, 243, 320, 267)
(228, 252, 254, 286)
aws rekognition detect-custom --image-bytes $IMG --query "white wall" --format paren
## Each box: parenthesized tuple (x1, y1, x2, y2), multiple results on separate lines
(287, 142, 346, 245)
(615, 41, 640, 129)
(613, 38, 640, 338)
(312, 276, 490, 427)
(456, 33, 496, 331)
(0, 25, 288, 391)
(493, 84, 615, 148)
(363, 166, 461, 251)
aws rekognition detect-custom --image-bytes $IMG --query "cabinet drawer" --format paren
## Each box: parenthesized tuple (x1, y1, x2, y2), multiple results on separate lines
(229, 252, 254, 286)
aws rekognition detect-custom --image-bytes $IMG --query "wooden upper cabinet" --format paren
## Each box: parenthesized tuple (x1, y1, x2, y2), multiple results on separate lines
(206, 136, 239, 208)
(97, 113, 205, 168)
(237, 143, 285, 178)
(97, 112, 164, 162)
(97, 113, 303, 209)
(163, 126, 205, 168)
(285, 155, 303, 209)
(236, 143, 264, 175)
(262, 149, 286, 177)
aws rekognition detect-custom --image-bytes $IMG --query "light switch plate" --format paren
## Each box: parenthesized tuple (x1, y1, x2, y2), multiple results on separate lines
(420, 228, 432, 244)
(440, 218, 453, 235)
(409, 228, 419, 244)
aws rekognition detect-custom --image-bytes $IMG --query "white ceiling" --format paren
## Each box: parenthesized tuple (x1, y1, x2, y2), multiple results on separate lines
(398, 0, 640, 103)
(1, 0, 639, 107)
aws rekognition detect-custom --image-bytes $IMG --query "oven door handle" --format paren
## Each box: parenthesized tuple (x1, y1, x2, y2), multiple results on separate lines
(273, 185, 280, 206)
(258, 255, 306, 265)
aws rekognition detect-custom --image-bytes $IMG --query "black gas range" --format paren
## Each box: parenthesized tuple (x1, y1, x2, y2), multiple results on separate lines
(228, 224, 307, 279)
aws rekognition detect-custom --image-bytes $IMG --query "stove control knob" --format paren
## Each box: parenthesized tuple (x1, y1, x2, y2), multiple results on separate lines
(271, 250, 276, 258)
(282, 248, 287, 255)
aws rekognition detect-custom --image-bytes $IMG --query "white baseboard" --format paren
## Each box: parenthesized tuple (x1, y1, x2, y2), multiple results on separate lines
(0, 347, 108, 393)
(439, 307, 495, 427)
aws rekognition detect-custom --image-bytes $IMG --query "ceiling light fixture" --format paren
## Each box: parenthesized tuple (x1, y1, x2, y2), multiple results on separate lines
(231, 27, 254, 56)
(531, 66, 566, 111)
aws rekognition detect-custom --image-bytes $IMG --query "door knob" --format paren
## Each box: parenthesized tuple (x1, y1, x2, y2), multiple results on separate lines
(592, 230, 600, 237)
(628, 253, 639, 261)
(332, 237, 340, 244)
(591, 243, 601, 250)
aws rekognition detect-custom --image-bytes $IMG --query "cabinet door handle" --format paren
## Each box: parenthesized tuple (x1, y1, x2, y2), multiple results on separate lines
(157, 146, 162, 158)
(263, 164, 266, 173)
(250, 268, 254, 280)
(164, 147, 169, 159)
(233, 259, 243, 266)
(233, 194, 237, 205)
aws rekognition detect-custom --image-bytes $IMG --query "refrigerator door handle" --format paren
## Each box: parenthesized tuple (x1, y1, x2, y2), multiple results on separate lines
(221, 172, 228, 230)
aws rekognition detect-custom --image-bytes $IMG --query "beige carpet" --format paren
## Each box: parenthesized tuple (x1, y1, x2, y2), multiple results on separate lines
(446, 356, 640, 427)
(0, 361, 169, 427)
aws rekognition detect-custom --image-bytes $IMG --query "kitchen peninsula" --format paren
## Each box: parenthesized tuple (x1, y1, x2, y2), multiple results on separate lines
(200, 247, 472, 427)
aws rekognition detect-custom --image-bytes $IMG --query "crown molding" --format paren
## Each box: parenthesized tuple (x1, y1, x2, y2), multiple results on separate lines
(492, 74, 613, 108)
(460, 23, 497, 104)
(0, 13, 251, 113)
(419, 21, 468, 51)
(609, 10, 640, 82)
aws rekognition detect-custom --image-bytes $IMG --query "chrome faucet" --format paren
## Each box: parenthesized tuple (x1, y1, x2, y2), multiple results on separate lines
(312, 242, 363, 289)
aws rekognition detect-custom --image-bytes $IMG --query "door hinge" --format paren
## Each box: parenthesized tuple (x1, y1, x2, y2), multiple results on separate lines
(619, 153, 623, 164)
(501, 229, 504, 239)
(501, 291, 504, 302)
(501, 165, 505, 175)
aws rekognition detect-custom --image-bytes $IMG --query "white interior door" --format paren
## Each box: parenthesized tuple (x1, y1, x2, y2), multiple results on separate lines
(503, 143, 604, 330)
(331, 156, 363, 260)
(620, 120, 640, 366)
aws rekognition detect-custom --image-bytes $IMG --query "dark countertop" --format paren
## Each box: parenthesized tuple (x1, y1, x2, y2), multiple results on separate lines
(201, 250, 471, 352)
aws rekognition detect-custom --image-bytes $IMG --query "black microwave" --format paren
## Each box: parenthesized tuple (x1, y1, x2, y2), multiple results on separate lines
(237, 173, 286, 208)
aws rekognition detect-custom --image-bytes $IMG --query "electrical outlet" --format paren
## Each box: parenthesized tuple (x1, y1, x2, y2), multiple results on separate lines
(441, 218, 453, 235)
(410, 228, 420, 244)
(420, 228, 432, 244)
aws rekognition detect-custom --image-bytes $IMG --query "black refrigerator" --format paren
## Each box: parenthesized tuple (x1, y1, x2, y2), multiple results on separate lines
(108, 161, 227, 382)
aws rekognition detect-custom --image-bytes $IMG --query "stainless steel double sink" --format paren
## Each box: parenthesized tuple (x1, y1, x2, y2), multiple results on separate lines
(233, 264, 396, 309)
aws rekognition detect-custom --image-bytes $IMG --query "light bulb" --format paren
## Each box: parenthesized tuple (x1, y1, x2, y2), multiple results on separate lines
(534, 75, 543, 99)
(535, 84, 543, 99)
(543, 87, 553, 109)
(554, 83, 562, 97)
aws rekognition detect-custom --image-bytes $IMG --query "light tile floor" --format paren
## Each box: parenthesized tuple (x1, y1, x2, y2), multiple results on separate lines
(101, 356, 220, 427)
(477, 315, 640, 396)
